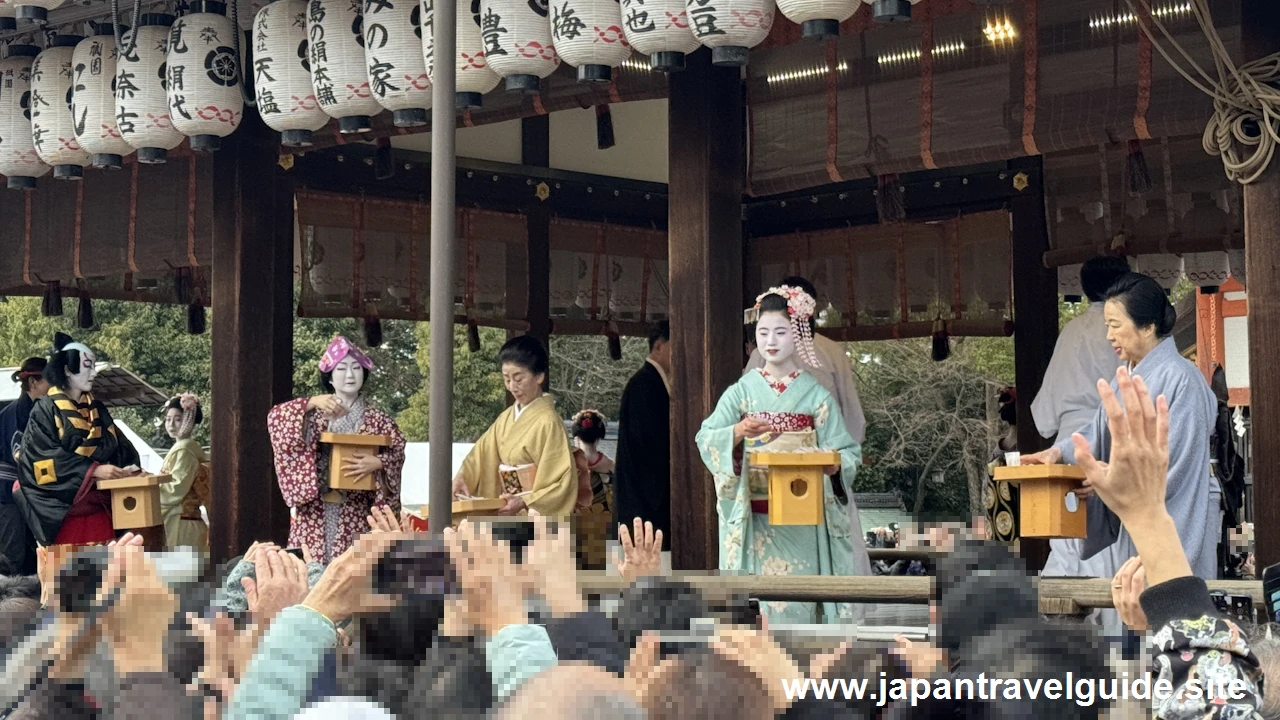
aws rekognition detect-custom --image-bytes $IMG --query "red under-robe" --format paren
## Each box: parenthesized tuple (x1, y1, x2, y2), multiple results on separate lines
(266, 398, 405, 563)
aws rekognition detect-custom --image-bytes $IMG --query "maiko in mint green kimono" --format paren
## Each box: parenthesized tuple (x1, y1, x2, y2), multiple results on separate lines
(696, 369, 865, 624)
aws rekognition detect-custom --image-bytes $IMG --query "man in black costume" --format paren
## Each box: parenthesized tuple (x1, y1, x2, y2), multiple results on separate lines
(0, 358, 49, 574)
(612, 320, 672, 549)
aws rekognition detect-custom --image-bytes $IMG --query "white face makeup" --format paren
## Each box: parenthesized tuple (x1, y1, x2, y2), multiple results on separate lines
(164, 408, 184, 439)
(755, 312, 797, 370)
(66, 347, 97, 395)
(330, 356, 365, 401)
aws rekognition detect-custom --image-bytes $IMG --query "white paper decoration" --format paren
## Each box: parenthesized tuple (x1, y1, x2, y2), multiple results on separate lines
(1058, 264, 1084, 302)
(363, 0, 430, 126)
(687, 0, 773, 66)
(167, 2, 245, 151)
(72, 29, 133, 170)
(254, 0, 329, 146)
(10, 0, 61, 24)
(0, 46, 51, 189)
(1228, 249, 1246, 287)
(0, 0, 16, 31)
(423, 0, 501, 108)
(31, 37, 90, 180)
(621, 0, 699, 71)
(549, 0, 630, 82)
(773, 0, 850, 39)
(118, 14, 185, 163)
(308, 0, 382, 133)
(478, 0, 559, 92)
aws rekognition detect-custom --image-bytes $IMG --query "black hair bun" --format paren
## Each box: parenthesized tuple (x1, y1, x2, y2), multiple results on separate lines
(1160, 303, 1177, 337)
(53, 332, 74, 352)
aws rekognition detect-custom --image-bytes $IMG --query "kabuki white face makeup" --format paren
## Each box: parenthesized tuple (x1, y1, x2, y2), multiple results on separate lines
(66, 344, 97, 395)
(756, 312, 799, 374)
(165, 408, 185, 439)
(330, 356, 365, 402)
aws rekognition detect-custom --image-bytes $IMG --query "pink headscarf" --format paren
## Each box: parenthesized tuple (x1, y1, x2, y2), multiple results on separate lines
(318, 336, 375, 373)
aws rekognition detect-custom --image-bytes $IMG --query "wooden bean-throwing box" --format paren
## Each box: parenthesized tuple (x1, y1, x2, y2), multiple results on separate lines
(411, 498, 508, 530)
(97, 474, 166, 530)
(749, 451, 841, 526)
(320, 433, 391, 491)
(993, 465, 1088, 539)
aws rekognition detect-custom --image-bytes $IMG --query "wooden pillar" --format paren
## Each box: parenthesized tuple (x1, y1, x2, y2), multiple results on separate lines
(1009, 156, 1058, 573)
(209, 117, 294, 563)
(521, 115, 552, 351)
(1244, 0, 1280, 570)
(668, 52, 743, 571)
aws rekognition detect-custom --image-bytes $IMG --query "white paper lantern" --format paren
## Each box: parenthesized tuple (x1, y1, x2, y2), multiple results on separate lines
(167, 2, 245, 151)
(621, 0, 700, 71)
(308, 0, 382, 133)
(865, 0, 920, 24)
(10, 0, 61, 24)
(423, 0, 501, 108)
(363, 0, 430, 126)
(31, 37, 90, 180)
(254, 0, 329, 145)
(72, 28, 134, 170)
(0, 45, 51, 189)
(118, 14, 185, 163)
(479, 0, 559, 92)
(0, 0, 16, 31)
(549, 0, 630, 82)
(773, 0, 850, 39)
(687, 0, 773, 66)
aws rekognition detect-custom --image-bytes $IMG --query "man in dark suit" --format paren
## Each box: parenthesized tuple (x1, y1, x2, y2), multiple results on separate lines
(612, 320, 672, 548)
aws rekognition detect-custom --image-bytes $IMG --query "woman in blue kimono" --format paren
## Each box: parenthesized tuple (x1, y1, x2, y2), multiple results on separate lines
(1026, 272, 1218, 580)
(696, 285, 868, 624)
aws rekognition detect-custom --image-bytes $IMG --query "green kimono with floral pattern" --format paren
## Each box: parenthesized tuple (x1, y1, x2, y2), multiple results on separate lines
(695, 369, 866, 624)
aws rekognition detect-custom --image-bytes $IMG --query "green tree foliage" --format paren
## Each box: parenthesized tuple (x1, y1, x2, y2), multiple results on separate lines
(396, 323, 508, 442)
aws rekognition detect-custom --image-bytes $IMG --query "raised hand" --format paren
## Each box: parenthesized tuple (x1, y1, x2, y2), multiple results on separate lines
(616, 517, 663, 583)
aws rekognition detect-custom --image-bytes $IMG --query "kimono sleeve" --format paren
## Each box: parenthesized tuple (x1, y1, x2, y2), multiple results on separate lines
(522, 414, 576, 516)
(160, 445, 201, 502)
(267, 398, 322, 508)
(373, 412, 406, 515)
(99, 404, 141, 469)
(17, 401, 95, 545)
(696, 381, 746, 501)
(458, 423, 502, 497)
(813, 397, 862, 481)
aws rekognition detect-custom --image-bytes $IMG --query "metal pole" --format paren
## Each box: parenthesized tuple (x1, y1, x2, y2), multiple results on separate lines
(427, 0, 457, 536)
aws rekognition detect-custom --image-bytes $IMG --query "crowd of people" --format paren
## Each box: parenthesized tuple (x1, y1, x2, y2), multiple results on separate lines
(0, 262, 1267, 717)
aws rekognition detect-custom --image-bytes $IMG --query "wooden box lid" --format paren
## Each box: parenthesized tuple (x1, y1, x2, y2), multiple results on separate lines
(993, 465, 1086, 484)
(749, 451, 841, 467)
(98, 474, 167, 491)
(320, 433, 391, 447)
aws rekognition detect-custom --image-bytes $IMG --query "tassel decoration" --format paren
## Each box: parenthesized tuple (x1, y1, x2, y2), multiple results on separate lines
(931, 317, 950, 362)
(1127, 140, 1153, 196)
(595, 105, 616, 150)
(466, 321, 481, 353)
(363, 317, 384, 348)
(876, 174, 905, 223)
(41, 281, 63, 317)
(607, 330, 622, 361)
(374, 137, 395, 181)
(173, 268, 194, 305)
(76, 292, 94, 329)
(187, 303, 206, 334)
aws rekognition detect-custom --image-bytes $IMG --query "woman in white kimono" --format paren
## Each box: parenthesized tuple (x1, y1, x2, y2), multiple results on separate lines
(1026, 272, 1219, 580)
(696, 286, 868, 624)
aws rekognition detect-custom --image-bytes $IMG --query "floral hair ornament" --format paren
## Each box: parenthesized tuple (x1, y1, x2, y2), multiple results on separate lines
(318, 335, 375, 373)
(745, 285, 823, 369)
(571, 409, 608, 428)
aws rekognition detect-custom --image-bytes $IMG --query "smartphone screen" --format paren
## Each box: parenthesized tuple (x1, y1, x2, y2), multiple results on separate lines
(285, 547, 306, 560)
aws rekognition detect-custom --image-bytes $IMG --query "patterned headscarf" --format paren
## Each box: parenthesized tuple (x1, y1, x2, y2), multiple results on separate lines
(747, 285, 822, 369)
(318, 335, 375, 373)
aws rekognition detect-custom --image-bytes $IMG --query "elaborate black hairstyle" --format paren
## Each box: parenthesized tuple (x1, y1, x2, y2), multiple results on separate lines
(779, 275, 819, 303)
(496, 335, 549, 376)
(1080, 255, 1131, 303)
(756, 290, 818, 335)
(42, 333, 88, 389)
(1103, 272, 1177, 338)
(571, 410, 608, 445)
(647, 319, 670, 351)
(11, 357, 47, 393)
(164, 396, 204, 426)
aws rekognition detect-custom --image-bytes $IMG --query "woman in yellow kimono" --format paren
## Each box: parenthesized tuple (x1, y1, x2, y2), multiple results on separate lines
(452, 336, 577, 517)
(160, 394, 210, 550)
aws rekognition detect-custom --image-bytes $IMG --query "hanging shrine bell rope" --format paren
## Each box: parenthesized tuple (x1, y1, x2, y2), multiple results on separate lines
(1123, 0, 1280, 185)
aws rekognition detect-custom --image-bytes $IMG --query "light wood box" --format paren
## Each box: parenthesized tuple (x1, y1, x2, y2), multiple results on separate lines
(412, 498, 508, 530)
(749, 451, 841, 526)
(993, 465, 1087, 539)
(97, 474, 166, 530)
(320, 432, 391, 491)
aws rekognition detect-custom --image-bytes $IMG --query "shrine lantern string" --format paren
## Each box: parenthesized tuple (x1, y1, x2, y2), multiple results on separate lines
(9, 0, 61, 24)
(549, 0, 629, 82)
(620, 0, 700, 71)
(479, 0, 559, 93)
(687, 0, 774, 67)
(866, 0, 920, 23)
(73, 26, 134, 169)
(424, 0, 501, 108)
(117, 15, 184, 163)
(308, 0, 382, 133)
(363, 0, 431, 126)
(0, 0, 15, 31)
(775, 0, 852, 39)
(253, 0, 329, 146)
(0, 45, 51, 189)
(166, 2, 244, 151)
(32, 36, 91, 180)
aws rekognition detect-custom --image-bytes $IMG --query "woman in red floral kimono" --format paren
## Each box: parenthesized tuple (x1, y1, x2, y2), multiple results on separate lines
(267, 336, 405, 563)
